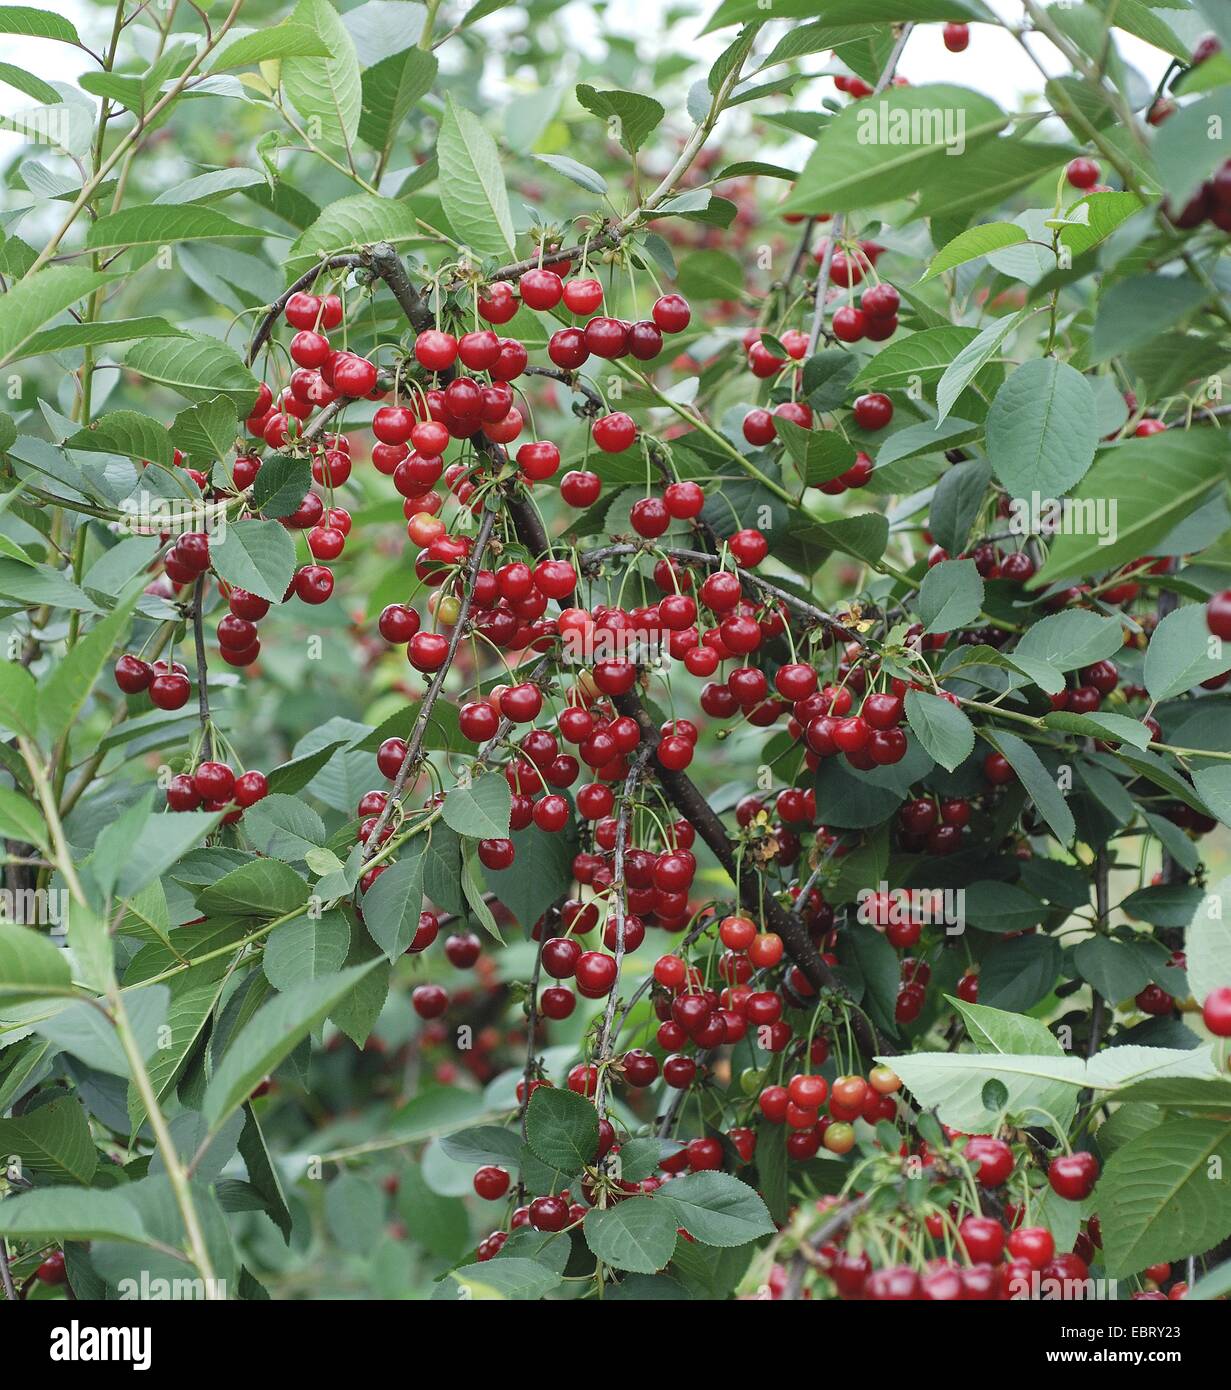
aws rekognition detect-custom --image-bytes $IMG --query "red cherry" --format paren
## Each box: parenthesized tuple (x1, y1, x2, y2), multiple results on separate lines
(593, 412, 637, 452)
(1007, 1226, 1055, 1270)
(560, 470, 601, 507)
(832, 306, 865, 342)
(1066, 157, 1100, 189)
(518, 267, 564, 310)
(563, 277, 603, 314)
(1203, 986, 1231, 1036)
(114, 653, 153, 693)
(652, 293, 691, 333)
(473, 1165, 510, 1200)
(234, 771, 269, 807)
(149, 672, 190, 710)
(943, 21, 969, 51)
(852, 392, 893, 430)
(408, 631, 450, 671)
(1048, 1151, 1099, 1201)
(478, 280, 518, 324)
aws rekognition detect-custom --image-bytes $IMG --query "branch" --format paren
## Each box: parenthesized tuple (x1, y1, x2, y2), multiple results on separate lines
(609, 687, 889, 1060)
(594, 742, 655, 1121)
(246, 254, 365, 366)
(191, 573, 215, 761)
(579, 542, 867, 644)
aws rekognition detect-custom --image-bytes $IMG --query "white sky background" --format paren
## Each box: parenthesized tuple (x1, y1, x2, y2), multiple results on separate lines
(0, 1, 1180, 186)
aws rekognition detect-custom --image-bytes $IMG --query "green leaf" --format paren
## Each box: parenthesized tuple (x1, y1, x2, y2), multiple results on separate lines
(791, 512, 888, 567)
(198, 860, 309, 918)
(949, 997, 1065, 1056)
(904, 689, 975, 772)
(534, 154, 607, 196)
(171, 396, 243, 465)
(39, 582, 142, 746)
(776, 417, 854, 487)
(920, 222, 1028, 282)
(127, 958, 232, 1132)
(1034, 431, 1227, 588)
(210, 518, 296, 604)
(918, 558, 984, 634)
(244, 793, 326, 860)
(885, 1051, 1084, 1133)
(912, 136, 1079, 222)
(1058, 190, 1147, 258)
(0, 8, 80, 43)
(85, 205, 265, 250)
(286, 195, 423, 279)
(0, 784, 47, 850)
(266, 739, 347, 797)
(1097, 1119, 1231, 1278)
(360, 848, 425, 959)
(0, 922, 72, 1003)
(1145, 603, 1231, 702)
(525, 1084, 599, 1175)
(247, 454, 308, 520)
(1155, 87, 1231, 207)
(440, 1125, 523, 1169)
(209, 23, 333, 70)
(359, 46, 437, 154)
(584, 1198, 678, 1274)
(0, 266, 111, 368)
(575, 84, 665, 155)
(1186, 877, 1231, 1007)
(1041, 710, 1151, 750)
(986, 358, 1098, 500)
(927, 456, 991, 555)
(19, 316, 185, 360)
(675, 249, 745, 301)
(935, 309, 1029, 426)
(263, 910, 350, 990)
(0, 1187, 147, 1244)
(116, 810, 224, 900)
(0, 1094, 96, 1184)
(203, 960, 380, 1131)
(985, 729, 1075, 845)
(1014, 609, 1125, 673)
(1193, 767, 1231, 829)
(657, 1171, 774, 1248)
(0, 559, 100, 616)
(850, 326, 980, 391)
(282, 0, 362, 148)
(782, 84, 1007, 214)
(436, 1257, 562, 1301)
(1091, 275, 1208, 362)
(437, 94, 515, 259)
(124, 332, 259, 410)
(1074, 935, 1152, 1004)
(442, 773, 512, 839)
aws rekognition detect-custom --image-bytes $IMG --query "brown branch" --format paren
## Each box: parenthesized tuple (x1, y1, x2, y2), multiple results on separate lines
(594, 742, 655, 1121)
(609, 687, 888, 1060)
(191, 573, 215, 762)
(523, 364, 604, 416)
(246, 253, 366, 367)
(580, 542, 866, 643)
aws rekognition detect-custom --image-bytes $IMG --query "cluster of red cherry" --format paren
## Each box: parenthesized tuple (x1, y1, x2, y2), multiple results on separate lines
(164, 760, 269, 822)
